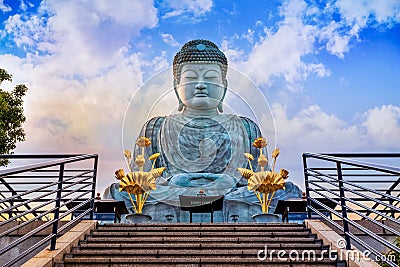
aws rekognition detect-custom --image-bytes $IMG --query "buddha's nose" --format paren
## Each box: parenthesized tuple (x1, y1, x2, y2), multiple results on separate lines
(195, 82, 207, 90)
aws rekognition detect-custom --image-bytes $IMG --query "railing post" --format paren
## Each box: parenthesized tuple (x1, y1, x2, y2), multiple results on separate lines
(336, 162, 351, 250)
(302, 154, 312, 219)
(89, 155, 99, 220)
(50, 163, 65, 250)
(9, 192, 15, 219)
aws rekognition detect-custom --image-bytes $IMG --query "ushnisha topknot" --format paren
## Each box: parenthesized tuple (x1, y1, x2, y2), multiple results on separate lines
(173, 39, 228, 81)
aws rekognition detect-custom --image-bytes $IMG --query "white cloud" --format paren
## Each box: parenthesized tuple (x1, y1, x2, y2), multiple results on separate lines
(161, 33, 180, 47)
(242, 29, 255, 44)
(319, 0, 400, 57)
(363, 105, 400, 148)
(19, 0, 28, 11)
(220, 39, 245, 64)
(4, 14, 56, 51)
(336, 0, 400, 36)
(4, 0, 159, 76)
(0, 0, 11, 12)
(240, 0, 326, 91)
(230, 0, 400, 90)
(269, 103, 400, 188)
(162, 0, 213, 19)
(0, 0, 162, 193)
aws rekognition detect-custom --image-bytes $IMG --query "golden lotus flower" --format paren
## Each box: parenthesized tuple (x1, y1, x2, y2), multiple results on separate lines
(244, 153, 254, 161)
(280, 168, 289, 179)
(272, 148, 280, 160)
(257, 154, 268, 167)
(237, 168, 255, 180)
(253, 137, 268, 149)
(135, 155, 145, 167)
(248, 171, 286, 194)
(115, 169, 125, 180)
(149, 153, 160, 161)
(123, 150, 132, 160)
(119, 171, 156, 195)
(136, 136, 151, 147)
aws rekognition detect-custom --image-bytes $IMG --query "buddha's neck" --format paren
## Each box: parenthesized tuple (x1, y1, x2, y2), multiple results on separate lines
(182, 108, 219, 118)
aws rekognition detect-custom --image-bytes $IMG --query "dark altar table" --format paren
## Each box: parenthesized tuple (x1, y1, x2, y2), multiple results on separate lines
(66, 200, 128, 223)
(274, 198, 337, 222)
(179, 195, 224, 223)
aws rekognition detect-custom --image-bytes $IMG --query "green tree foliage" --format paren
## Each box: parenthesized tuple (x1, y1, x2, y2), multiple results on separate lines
(0, 68, 28, 166)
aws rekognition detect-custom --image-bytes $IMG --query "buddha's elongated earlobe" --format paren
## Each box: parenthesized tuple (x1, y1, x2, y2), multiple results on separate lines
(174, 79, 184, 112)
(178, 101, 184, 111)
(218, 79, 228, 113)
(217, 102, 223, 113)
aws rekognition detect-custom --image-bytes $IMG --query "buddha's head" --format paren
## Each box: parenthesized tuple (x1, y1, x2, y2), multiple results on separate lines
(173, 39, 228, 113)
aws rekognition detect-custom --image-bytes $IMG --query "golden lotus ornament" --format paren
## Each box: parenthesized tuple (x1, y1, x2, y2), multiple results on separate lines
(115, 136, 166, 214)
(237, 137, 289, 213)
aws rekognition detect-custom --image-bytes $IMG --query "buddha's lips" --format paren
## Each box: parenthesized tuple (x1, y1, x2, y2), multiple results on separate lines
(194, 93, 208, 97)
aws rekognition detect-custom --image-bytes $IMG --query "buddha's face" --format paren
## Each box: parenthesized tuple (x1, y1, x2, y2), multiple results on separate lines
(176, 63, 226, 111)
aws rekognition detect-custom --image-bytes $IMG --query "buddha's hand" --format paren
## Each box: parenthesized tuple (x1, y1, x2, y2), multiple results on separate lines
(169, 173, 237, 188)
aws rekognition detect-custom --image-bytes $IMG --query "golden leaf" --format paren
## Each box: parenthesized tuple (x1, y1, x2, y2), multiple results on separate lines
(115, 169, 125, 180)
(123, 150, 132, 160)
(248, 171, 286, 194)
(244, 153, 254, 161)
(253, 137, 268, 149)
(149, 167, 166, 178)
(237, 168, 255, 179)
(119, 171, 153, 195)
(248, 171, 268, 191)
(280, 168, 289, 179)
(149, 153, 160, 161)
(136, 136, 151, 147)
(272, 148, 280, 160)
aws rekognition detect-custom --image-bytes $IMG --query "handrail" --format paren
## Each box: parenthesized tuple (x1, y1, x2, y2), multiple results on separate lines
(0, 154, 98, 267)
(303, 153, 400, 267)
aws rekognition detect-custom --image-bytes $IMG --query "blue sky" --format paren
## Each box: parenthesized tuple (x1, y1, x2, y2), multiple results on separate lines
(0, 0, 399, 192)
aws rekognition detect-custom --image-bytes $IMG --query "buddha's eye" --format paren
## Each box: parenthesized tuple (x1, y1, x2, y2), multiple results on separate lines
(204, 70, 220, 79)
(182, 70, 197, 80)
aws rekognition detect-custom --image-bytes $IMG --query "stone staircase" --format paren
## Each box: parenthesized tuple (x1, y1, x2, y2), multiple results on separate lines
(57, 223, 346, 267)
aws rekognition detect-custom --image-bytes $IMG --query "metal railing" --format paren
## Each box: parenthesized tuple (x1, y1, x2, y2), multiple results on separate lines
(0, 154, 98, 267)
(303, 153, 400, 267)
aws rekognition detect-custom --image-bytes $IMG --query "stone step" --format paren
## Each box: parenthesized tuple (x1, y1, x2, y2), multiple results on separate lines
(84, 236, 320, 244)
(100, 222, 303, 227)
(68, 248, 332, 258)
(78, 242, 328, 250)
(95, 226, 307, 232)
(58, 223, 340, 267)
(62, 256, 340, 267)
(89, 231, 312, 237)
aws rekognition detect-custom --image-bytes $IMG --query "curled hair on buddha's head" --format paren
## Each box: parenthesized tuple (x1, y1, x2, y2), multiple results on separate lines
(173, 39, 228, 82)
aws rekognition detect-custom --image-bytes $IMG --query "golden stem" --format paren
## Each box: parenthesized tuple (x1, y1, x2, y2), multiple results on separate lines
(143, 191, 149, 204)
(262, 193, 267, 213)
(266, 191, 275, 209)
(260, 148, 263, 156)
(248, 159, 253, 172)
(272, 158, 277, 172)
(136, 194, 142, 213)
(128, 193, 137, 213)
(254, 191, 262, 204)
(151, 160, 156, 171)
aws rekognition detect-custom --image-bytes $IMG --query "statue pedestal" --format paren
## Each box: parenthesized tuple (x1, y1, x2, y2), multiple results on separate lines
(252, 213, 280, 223)
(125, 213, 152, 223)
